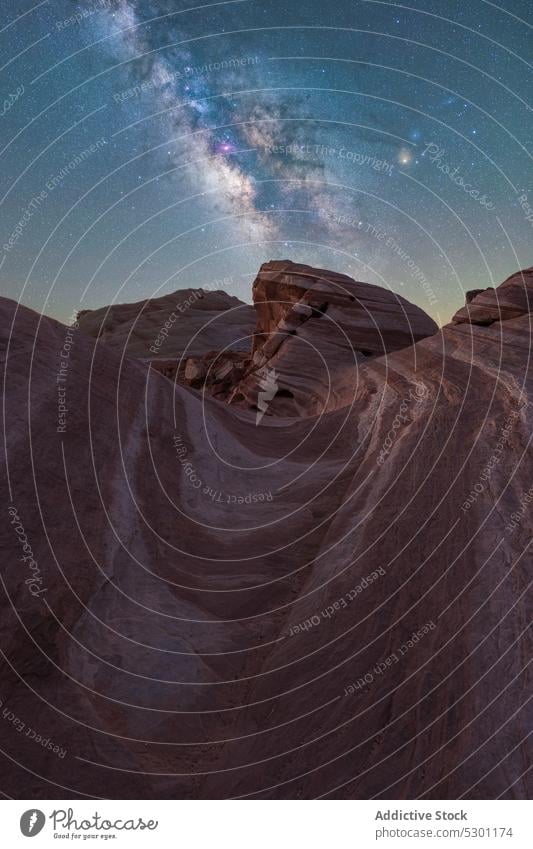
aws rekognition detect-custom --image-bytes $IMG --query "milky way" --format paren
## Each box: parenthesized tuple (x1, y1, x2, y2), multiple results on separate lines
(0, 0, 531, 323)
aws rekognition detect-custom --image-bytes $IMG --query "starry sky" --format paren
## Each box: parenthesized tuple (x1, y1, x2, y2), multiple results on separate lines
(0, 0, 531, 325)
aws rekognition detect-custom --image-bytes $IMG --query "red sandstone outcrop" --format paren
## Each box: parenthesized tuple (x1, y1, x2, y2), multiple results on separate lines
(142, 261, 438, 415)
(226, 260, 438, 416)
(0, 263, 531, 800)
(77, 287, 255, 379)
(452, 267, 533, 326)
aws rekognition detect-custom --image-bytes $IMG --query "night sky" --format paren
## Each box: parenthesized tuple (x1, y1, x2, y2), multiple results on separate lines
(1, 0, 531, 325)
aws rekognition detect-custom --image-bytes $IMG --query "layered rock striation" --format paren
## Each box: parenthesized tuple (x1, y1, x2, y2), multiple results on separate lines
(226, 260, 438, 416)
(0, 263, 531, 800)
(77, 287, 255, 381)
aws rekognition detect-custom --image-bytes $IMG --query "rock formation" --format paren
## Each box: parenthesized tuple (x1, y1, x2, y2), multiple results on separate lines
(452, 268, 533, 326)
(77, 287, 255, 382)
(0, 263, 531, 800)
(226, 260, 438, 416)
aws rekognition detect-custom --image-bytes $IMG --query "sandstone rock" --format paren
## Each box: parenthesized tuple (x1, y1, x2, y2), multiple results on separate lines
(184, 358, 207, 382)
(465, 287, 490, 303)
(0, 263, 531, 800)
(77, 287, 255, 362)
(251, 259, 437, 355)
(452, 268, 533, 325)
(228, 260, 438, 417)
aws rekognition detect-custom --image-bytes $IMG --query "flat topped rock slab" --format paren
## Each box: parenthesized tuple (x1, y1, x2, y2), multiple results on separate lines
(230, 260, 439, 417)
(251, 259, 437, 354)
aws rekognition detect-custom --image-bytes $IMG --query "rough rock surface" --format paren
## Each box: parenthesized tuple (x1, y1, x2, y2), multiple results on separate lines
(0, 263, 531, 800)
(250, 259, 437, 353)
(452, 267, 533, 326)
(77, 287, 256, 371)
(163, 261, 439, 416)
(226, 260, 438, 416)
